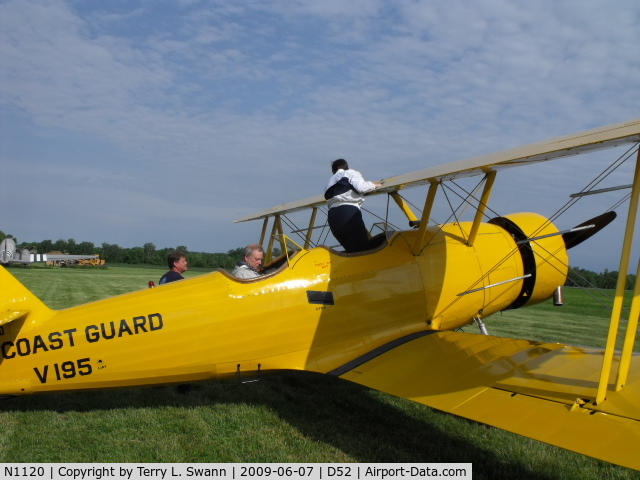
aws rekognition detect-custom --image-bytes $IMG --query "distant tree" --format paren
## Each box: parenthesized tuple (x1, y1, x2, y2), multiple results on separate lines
(567, 266, 635, 290)
(155, 248, 176, 267)
(188, 251, 204, 268)
(101, 242, 123, 263)
(67, 238, 77, 254)
(125, 247, 144, 264)
(212, 253, 236, 270)
(39, 239, 54, 253)
(601, 270, 618, 289)
(227, 247, 244, 260)
(77, 241, 96, 255)
(143, 243, 157, 264)
(53, 239, 68, 252)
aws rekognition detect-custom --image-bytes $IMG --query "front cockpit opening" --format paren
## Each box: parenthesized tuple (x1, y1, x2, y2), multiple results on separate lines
(219, 235, 304, 283)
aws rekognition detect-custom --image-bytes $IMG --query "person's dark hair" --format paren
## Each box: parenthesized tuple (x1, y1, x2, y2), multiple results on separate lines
(331, 159, 349, 174)
(167, 250, 186, 269)
(243, 244, 264, 258)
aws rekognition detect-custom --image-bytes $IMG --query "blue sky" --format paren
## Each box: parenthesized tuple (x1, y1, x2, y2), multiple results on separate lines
(1, 0, 638, 272)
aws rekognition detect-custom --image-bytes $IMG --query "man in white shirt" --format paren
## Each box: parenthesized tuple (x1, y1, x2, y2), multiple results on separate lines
(324, 159, 381, 252)
(232, 244, 264, 279)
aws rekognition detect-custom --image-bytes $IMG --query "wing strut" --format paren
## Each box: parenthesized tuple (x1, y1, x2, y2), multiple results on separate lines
(265, 215, 285, 264)
(390, 193, 419, 225)
(305, 208, 318, 249)
(617, 258, 640, 390)
(259, 218, 269, 246)
(412, 182, 439, 255)
(596, 148, 640, 404)
(467, 171, 497, 247)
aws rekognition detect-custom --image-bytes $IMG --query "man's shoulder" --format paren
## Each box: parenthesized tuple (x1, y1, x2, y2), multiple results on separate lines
(160, 271, 184, 284)
(232, 264, 260, 279)
(231, 264, 246, 275)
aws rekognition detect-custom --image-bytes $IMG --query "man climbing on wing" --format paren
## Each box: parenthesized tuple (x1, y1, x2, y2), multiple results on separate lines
(324, 159, 381, 252)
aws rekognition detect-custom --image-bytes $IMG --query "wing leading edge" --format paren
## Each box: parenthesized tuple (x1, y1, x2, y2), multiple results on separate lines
(235, 118, 640, 223)
(334, 330, 640, 470)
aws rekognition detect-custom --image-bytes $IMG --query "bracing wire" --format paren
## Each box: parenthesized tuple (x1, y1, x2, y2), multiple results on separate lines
(534, 143, 638, 238)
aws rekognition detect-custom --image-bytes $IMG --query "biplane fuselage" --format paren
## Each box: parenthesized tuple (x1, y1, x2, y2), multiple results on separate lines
(0, 212, 565, 395)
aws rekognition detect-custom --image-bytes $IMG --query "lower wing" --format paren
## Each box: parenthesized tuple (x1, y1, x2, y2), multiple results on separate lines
(333, 330, 640, 470)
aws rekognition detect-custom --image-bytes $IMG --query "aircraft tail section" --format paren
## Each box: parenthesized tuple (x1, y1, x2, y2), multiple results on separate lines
(0, 266, 54, 327)
(0, 238, 17, 265)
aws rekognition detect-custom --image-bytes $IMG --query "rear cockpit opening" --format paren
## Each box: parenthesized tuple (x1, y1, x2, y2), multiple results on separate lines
(323, 222, 394, 256)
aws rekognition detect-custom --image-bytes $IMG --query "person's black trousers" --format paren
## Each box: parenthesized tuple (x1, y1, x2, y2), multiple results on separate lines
(328, 205, 371, 253)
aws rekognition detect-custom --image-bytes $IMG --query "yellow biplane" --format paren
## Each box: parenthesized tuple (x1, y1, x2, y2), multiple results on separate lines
(1, 119, 639, 469)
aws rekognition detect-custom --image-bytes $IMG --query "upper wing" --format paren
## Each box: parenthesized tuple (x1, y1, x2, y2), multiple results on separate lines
(334, 330, 640, 470)
(235, 118, 640, 223)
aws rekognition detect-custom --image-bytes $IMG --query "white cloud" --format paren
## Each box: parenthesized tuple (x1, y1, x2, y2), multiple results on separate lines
(0, 0, 638, 271)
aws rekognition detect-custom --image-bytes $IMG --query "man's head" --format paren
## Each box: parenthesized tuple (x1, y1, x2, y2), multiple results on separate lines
(168, 250, 188, 273)
(243, 244, 264, 271)
(331, 158, 349, 174)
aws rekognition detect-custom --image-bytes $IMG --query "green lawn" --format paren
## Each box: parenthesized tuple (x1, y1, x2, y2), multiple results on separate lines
(489, 287, 635, 351)
(0, 265, 637, 478)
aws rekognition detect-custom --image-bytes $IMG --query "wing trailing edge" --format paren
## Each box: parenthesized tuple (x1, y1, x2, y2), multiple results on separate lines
(336, 330, 640, 470)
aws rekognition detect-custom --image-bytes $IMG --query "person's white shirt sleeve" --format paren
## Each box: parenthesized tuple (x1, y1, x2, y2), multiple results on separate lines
(346, 170, 376, 193)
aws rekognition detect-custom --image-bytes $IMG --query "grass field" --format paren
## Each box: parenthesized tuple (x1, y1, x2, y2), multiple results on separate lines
(1, 265, 637, 479)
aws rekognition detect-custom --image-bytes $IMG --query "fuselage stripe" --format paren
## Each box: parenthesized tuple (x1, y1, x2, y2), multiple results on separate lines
(328, 330, 438, 377)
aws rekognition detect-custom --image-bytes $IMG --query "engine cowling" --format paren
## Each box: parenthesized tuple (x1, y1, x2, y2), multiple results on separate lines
(419, 212, 568, 331)
(489, 212, 569, 310)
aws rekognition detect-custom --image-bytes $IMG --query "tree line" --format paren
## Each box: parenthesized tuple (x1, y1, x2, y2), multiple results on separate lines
(1, 232, 636, 289)
(1, 232, 245, 270)
(566, 266, 635, 291)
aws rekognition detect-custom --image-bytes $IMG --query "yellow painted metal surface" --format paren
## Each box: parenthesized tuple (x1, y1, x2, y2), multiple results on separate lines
(414, 222, 523, 330)
(502, 212, 569, 305)
(0, 245, 426, 394)
(1, 212, 565, 396)
(339, 331, 640, 470)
